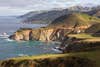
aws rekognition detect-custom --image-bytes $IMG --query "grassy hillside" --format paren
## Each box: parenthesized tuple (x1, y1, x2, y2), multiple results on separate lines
(73, 50, 100, 67)
(86, 23, 100, 33)
(19, 9, 70, 24)
(68, 33, 100, 42)
(50, 13, 100, 27)
(0, 50, 99, 67)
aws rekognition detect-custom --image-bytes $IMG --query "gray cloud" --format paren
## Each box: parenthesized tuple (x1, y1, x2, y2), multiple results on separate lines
(0, 0, 99, 9)
(0, 0, 99, 16)
(0, 0, 78, 8)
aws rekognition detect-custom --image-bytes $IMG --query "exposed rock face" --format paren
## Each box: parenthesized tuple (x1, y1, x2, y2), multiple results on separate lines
(9, 28, 69, 41)
(9, 23, 91, 41)
(10, 29, 31, 41)
(30, 28, 54, 41)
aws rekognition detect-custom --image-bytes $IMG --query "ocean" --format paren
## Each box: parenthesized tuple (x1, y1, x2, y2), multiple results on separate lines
(0, 16, 58, 60)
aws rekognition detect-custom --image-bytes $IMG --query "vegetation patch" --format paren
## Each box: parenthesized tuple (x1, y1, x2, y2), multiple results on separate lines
(0, 55, 95, 67)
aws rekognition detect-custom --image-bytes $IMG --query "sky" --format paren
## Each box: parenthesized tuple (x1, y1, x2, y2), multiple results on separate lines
(0, 0, 100, 16)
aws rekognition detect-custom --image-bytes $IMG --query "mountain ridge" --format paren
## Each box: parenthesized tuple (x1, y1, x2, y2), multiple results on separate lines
(18, 5, 100, 24)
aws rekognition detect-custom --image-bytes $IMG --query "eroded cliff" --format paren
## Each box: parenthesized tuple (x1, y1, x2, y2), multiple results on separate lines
(9, 28, 69, 41)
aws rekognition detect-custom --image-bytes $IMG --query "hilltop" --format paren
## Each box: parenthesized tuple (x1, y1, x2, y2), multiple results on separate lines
(19, 9, 70, 24)
(49, 13, 100, 30)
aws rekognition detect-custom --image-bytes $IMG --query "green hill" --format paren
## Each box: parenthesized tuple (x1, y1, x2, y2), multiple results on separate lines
(85, 23, 100, 37)
(0, 50, 99, 67)
(50, 13, 100, 27)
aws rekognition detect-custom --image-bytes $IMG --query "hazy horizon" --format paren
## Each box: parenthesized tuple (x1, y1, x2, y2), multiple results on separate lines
(0, 0, 100, 16)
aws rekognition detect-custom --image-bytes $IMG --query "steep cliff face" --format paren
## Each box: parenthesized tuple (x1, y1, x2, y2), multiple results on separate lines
(30, 28, 54, 41)
(10, 29, 31, 41)
(9, 25, 91, 41)
(9, 28, 69, 41)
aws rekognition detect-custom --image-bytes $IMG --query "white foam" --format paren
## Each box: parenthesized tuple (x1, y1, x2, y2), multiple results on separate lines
(18, 54, 28, 57)
(52, 48, 62, 53)
(0, 34, 9, 39)
(0, 36, 8, 38)
(0, 33, 14, 42)
(5, 38, 14, 42)
(0, 35, 9, 37)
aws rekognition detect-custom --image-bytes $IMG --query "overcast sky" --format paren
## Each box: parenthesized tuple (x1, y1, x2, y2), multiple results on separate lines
(0, 0, 100, 16)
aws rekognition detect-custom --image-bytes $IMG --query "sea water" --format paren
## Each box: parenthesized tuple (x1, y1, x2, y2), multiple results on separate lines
(0, 16, 57, 60)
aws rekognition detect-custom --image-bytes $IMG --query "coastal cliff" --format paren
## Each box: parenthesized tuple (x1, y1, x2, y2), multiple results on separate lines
(9, 26, 90, 42)
(9, 28, 68, 41)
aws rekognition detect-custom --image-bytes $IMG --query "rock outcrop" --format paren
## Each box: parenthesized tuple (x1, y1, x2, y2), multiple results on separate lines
(9, 25, 91, 42)
(9, 28, 69, 41)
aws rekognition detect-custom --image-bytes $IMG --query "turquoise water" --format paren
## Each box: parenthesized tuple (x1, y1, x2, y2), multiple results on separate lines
(0, 16, 57, 60)
(0, 37, 57, 60)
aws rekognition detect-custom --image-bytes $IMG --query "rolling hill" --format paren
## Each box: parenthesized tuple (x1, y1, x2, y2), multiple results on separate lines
(50, 13, 100, 27)
(19, 9, 70, 24)
(86, 23, 100, 33)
